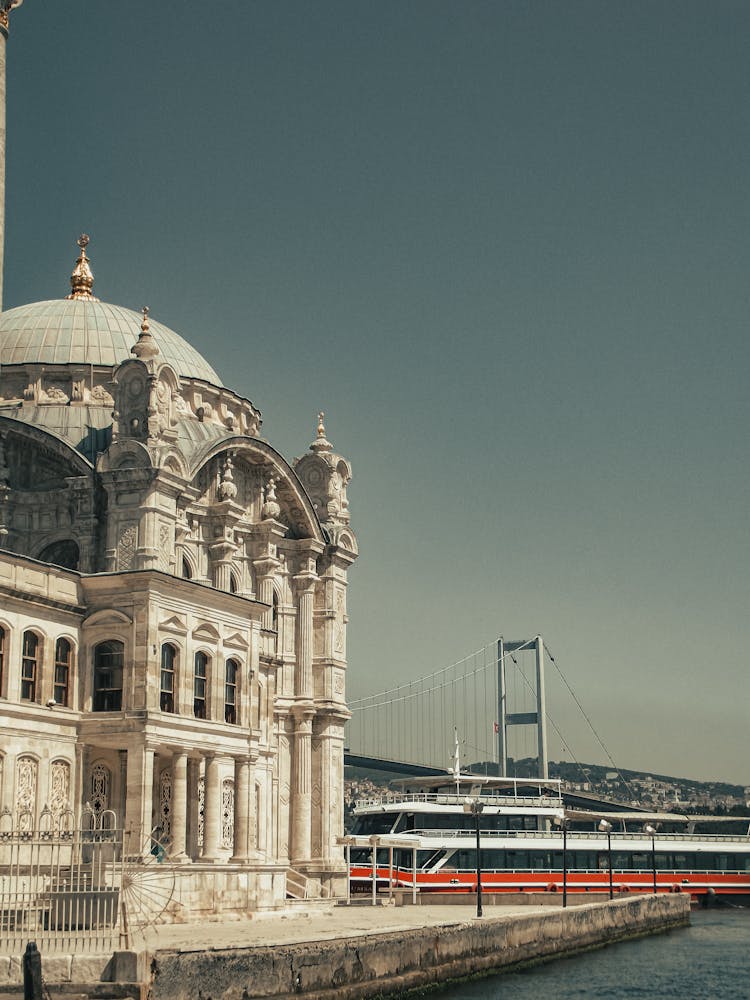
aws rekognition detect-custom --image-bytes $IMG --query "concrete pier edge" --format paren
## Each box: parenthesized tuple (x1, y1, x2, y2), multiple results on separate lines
(145, 896, 690, 1000)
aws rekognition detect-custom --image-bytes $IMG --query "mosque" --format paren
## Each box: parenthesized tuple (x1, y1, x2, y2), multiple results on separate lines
(0, 8, 357, 916)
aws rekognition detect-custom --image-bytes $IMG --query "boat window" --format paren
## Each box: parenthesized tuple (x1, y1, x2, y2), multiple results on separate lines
(417, 850, 446, 870)
(505, 851, 529, 869)
(529, 851, 551, 870)
(350, 814, 395, 836)
(349, 848, 371, 864)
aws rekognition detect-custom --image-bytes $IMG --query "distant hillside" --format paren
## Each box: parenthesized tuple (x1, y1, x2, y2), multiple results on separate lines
(345, 759, 745, 799)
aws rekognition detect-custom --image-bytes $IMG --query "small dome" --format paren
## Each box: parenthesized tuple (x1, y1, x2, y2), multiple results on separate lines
(0, 299, 222, 385)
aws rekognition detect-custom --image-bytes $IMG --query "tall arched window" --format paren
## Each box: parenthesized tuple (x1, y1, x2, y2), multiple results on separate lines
(194, 651, 208, 719)
(182, 557, 192, 580)
(160, 644, 176, 713)
(54, 638, 72, 707)
(93, 640, 124, 712)
(229, 572, 239, 595)
(0, 625, 5, 697)
(21, 631, 39, 701)
(224, 659, 238, 724)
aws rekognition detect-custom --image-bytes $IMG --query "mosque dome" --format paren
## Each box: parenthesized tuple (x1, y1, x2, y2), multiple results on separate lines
(0, 298, 222, 386)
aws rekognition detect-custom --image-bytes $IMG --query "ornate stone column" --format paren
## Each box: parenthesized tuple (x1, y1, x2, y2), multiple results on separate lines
(293, 572, 316, 699)
(290, 710, 313, 864)
(169, 752, 189, 861)
(230, 756, 251, 863)
(202, 754, 222, 862)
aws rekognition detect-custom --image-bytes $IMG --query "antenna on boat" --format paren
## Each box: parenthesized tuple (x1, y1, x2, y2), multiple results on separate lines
(453, 727, 460, 797)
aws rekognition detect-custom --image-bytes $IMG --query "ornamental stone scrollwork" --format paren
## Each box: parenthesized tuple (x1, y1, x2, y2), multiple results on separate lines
(198, 776, 205, 848)
(221, 778, 235, 849)
(159, 768, 173, 842)
(16, 756, 38, 829)
(90, 763, 110, 818)
(91, 383, 114, 406)
(49, 760, 71, 823)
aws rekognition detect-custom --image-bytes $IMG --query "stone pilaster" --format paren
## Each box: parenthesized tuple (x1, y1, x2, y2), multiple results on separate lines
(230, 756, 251, 863)
(202, 754, 222, 861)
(169, 752, 189, 861)
(124, 740, 155, 855)
(186, 758, 201, 860)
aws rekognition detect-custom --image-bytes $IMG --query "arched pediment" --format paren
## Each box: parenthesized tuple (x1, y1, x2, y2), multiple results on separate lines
(0, 416, 94, 485)
(97, 439, 153, 472)
(190, 437, 325, 543)
(82, 608, 132, 628)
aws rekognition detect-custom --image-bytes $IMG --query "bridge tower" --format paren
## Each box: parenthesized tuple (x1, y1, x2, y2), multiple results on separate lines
(496, 636, 548, 779)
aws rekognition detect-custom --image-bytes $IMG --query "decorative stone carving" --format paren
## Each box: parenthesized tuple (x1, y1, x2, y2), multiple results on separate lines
(90, 764, 110, 817)
(49, 759, 71, 822)
(16, 756, 37, 828)
(118, 524, 137, 570)
(261, 477, 280, 520)
(91, 383, 114, 406)
(198, 776, 205, 848)
(221, 778, 235, 849)
(218, 455, 238, 501)
(159, 768, 173, 841)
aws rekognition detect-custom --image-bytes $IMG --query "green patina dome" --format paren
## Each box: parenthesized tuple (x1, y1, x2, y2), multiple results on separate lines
(0, 299, 222, 386)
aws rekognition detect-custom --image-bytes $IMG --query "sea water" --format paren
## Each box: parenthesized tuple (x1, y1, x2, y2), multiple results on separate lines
(437, 908, 749, 1000)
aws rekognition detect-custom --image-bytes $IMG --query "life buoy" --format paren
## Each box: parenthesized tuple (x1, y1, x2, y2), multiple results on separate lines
(671, 884, 681, 893)
(546, 883, 558, 892)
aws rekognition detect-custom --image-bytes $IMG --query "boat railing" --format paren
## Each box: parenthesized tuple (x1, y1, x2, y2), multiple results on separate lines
(407, 828, 750, 844)
(354, 793, 563, 810)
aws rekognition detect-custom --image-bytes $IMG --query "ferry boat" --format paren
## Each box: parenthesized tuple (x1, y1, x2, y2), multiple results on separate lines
(344, 773, 750, 902)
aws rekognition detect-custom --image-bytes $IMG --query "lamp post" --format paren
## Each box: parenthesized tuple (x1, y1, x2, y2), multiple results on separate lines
(553, 814, 569, 907)
(598, 819, 613, 899)
(463, 798, 484, 917)
(644, 824, 657, 895)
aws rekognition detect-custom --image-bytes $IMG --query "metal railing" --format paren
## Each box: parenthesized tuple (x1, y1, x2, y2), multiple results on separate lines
(0, 806, 123, 956)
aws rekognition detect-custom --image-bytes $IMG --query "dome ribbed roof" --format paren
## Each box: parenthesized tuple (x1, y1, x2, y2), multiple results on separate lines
(0, 299, 222, 385)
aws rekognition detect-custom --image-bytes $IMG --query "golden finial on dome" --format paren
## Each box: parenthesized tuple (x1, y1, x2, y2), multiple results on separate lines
(131, 305, 160, 362)
(65, 234, 99, 302)
(310, 410, 333, 453)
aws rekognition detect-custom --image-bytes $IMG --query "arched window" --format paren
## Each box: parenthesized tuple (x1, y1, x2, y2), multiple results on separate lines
(54, 638, 72, 707)
(182, 557, 192, 580)
(0, 625, 5, 697)
(224, 659, 238, 724)
(272, 591, 279, 630)
(93, 640, 124, 712)
(229, 571, 239, 595)
(194, 651, 208, 719)
(160, 644, 177, 713)
(21, 631, 39, 701)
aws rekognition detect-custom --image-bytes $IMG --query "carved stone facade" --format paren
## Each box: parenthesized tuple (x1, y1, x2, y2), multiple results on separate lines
(0, 283, 357, 916)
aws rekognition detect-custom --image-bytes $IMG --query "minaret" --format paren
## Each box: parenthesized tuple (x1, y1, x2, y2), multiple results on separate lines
(0, 1, 24, 311)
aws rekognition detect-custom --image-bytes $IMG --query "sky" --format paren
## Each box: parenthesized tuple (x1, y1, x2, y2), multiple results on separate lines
(3, 1, 748, 785)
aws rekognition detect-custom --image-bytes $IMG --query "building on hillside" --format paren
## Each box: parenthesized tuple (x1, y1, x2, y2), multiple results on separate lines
(0, 237, 358, 915)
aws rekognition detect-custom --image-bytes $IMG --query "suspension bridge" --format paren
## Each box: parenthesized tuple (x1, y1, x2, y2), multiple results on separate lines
(345, 636, 623, 785)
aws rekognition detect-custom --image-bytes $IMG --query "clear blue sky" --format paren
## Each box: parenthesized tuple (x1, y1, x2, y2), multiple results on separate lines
(5, 2, 748, 784)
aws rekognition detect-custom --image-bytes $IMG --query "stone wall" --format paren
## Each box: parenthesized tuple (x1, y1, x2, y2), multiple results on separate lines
(148, 895, 690, 1000)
